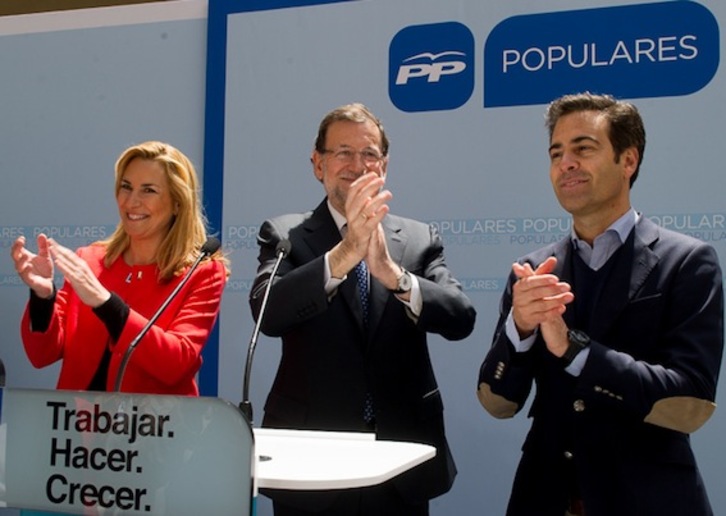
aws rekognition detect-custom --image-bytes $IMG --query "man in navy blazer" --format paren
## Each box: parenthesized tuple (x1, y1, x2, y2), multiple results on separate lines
(478, 92, 723, 516)
(251, 103, 476, 516)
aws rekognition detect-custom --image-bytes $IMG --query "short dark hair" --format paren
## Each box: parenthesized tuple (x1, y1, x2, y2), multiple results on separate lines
(314, 103, 389, 157)
(545, 92, 646, 187)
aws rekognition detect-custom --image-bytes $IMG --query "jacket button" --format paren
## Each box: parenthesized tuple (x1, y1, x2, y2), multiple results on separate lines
(564, 450, 574, 460)
(573, 399, 586, 412)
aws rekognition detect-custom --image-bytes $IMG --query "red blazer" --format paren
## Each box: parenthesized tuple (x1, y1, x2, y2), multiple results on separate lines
(22, 244, 227, 395)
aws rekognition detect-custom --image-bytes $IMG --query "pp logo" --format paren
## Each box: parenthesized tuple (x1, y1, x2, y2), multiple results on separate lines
(396, 51, 467, 85)
(389, 22, 474, 112)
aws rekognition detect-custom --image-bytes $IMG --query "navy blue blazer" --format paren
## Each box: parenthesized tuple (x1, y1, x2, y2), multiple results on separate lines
(251, 200, 476, 508)
(478, 216, 723, 516)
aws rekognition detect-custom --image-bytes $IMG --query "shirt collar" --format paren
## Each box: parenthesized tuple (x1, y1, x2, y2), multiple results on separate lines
(327, 200, 347, 233)
(571, 207, 639, 248)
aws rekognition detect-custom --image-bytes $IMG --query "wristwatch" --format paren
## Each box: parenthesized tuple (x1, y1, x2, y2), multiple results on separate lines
(392, 268, 413, 294)
(562, 329, 590, 366)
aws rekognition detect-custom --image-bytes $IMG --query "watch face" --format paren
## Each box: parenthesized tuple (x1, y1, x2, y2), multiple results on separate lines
(398, 271, 412, 292)
(563, 329, 589, 365)
(568, 329, 590, 346)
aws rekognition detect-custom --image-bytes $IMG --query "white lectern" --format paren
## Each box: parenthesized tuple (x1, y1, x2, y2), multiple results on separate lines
(254, 428, 435, 490)
(0, 388, 435, 515)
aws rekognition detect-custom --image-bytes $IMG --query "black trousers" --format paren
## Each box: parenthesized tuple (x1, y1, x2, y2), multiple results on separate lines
(269, 482, 429, 516)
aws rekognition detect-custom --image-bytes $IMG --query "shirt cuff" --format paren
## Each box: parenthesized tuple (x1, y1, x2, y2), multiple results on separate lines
(565, 347, 590, 376)
(505, 310, 537, 352)
(323, 251, 345, 296)
(395, 274, 422, 316)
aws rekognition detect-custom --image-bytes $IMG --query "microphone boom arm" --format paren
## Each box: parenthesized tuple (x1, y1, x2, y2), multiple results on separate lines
(240, 239, 290, 423)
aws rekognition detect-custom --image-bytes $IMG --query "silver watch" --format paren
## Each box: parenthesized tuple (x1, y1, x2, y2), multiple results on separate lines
(393, 268, 412, 294)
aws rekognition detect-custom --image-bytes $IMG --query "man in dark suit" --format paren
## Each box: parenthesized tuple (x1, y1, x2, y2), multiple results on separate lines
(250, 103, 476, 516)
(478, 92, 723, 516)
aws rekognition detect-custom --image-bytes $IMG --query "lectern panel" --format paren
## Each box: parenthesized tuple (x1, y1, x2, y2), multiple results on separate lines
(0, 388, 254, 515)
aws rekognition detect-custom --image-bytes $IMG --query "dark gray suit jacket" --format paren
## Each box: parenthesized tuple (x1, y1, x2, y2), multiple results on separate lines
(251, 199, 476, 508)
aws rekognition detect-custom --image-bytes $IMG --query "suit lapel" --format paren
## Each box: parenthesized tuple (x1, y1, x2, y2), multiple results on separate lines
(550, 238, 576, 328)
(628, 217, 660, 299)
(561, 216, 660, 339)
(592, 218, 659, 339)
(368, 217, 406, 336)
(302, 200, 368, 331)
(301, 200, 343, 258)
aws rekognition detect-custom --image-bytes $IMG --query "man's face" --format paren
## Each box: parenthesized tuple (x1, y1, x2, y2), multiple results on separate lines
(311, 119, 388, 216)
(548, 110, 637, 228)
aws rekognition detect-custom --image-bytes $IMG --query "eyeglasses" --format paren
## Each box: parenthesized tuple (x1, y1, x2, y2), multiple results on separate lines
(322, 148, 385, 165)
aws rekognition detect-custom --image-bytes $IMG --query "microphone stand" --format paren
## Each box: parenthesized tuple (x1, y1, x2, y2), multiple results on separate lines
(112, 237, 221, 392)
(240, 239, 290, 424)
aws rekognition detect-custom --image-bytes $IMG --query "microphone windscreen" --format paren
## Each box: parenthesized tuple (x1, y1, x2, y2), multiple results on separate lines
(202, 237, 222, 256)
(275, 239, 292, 258)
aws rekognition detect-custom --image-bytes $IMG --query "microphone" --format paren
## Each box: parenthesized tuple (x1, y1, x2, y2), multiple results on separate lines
(0, 357, 5, 387)
(112, 237, 222, 392)
(240, 238, 291, 423)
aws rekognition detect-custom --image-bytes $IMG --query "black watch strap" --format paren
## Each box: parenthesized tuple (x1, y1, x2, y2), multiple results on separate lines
(562, 329, 590, 366)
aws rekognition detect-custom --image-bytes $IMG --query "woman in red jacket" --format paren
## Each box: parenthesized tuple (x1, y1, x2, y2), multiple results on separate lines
(11, 141, 228, 395)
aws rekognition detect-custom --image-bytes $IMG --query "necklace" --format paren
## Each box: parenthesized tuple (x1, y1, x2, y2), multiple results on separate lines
(125, 270, 144, 283)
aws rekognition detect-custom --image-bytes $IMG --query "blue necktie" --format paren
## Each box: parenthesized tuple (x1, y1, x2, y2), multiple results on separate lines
(354, 260, 369, 324)
(353, 260, 374, 424)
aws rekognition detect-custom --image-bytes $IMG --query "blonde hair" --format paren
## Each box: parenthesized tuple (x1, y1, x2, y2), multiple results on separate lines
(102, 141, 224, 281)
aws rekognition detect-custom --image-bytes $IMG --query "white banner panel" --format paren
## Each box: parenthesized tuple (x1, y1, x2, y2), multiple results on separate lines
(0, 388, 253, 514)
